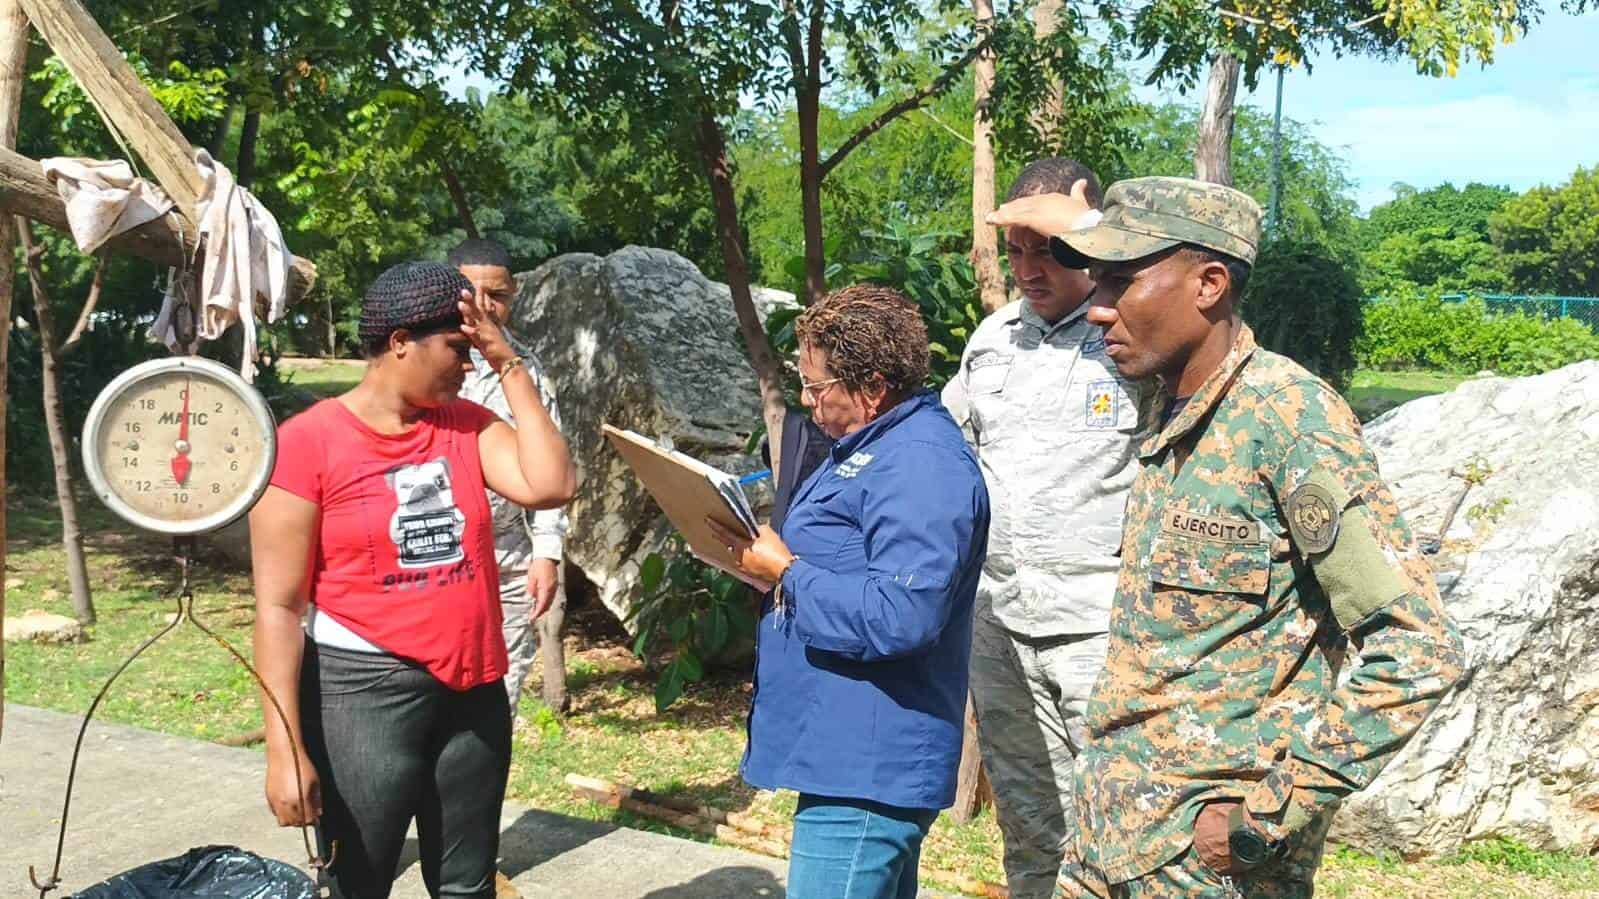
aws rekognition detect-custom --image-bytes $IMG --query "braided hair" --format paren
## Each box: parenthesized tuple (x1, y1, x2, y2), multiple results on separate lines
(358, 261, 472, 357)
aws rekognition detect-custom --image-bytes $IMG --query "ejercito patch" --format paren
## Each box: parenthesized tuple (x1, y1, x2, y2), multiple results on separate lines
(1160, 508, 1260, 544)
(1287, 482, 1339, 554)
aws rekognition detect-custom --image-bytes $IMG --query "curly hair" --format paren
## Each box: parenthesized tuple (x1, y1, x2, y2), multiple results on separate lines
(794, 285, 929, 395)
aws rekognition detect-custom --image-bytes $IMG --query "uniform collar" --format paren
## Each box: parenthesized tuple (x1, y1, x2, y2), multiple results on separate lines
(1016, 296, 1092, 340)
(830, 389, 936, 463)
(1138, 324, 1258, 460)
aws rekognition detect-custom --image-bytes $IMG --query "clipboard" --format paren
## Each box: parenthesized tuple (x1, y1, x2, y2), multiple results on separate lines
(603, 424, 773, 591)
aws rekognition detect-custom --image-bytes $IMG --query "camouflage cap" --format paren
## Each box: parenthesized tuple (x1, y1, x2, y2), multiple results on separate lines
(1050, 176, 1263, 268)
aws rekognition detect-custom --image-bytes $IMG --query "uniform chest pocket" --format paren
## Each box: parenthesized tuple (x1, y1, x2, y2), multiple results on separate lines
(1148, 530, 1270, 596)
(966, 350, 1015, 395)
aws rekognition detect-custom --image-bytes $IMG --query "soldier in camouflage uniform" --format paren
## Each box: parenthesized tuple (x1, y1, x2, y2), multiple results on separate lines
(943, 159, 1157, 899)
(989, 177, 1465, 898)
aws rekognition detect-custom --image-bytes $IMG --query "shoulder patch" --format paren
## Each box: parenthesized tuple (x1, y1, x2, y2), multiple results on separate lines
(1287, 481, 1339, 554)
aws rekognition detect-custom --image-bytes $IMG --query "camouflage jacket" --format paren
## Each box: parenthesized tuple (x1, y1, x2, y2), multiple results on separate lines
(941, 299, 1156, 637)
(1075, 325, 1464, 883)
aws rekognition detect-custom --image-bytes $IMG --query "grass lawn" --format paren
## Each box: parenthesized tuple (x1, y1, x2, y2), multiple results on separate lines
(1345, 369, 1472, 421)
(6, 490, 1598, 897)
(277, 356, 365, 399)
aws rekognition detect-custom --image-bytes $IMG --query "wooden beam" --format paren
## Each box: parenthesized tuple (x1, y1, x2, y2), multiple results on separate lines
(0, 0, 28, 747)
(0, 145, 318, 302)
(17, 0, 203, 218)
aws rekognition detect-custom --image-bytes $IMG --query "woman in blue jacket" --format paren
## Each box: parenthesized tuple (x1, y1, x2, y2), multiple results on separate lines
(711, 284, 991, 899)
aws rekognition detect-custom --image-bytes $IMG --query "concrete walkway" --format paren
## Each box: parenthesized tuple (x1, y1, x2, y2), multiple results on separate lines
(1, 706, 787, 898)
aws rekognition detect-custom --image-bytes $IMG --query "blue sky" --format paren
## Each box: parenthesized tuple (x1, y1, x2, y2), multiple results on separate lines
(1148, 9, 1598, 211)
(445, 9, 1597, 215)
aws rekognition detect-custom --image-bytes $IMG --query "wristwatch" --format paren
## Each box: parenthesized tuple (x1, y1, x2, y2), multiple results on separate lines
(1227, 802, 1282, 869)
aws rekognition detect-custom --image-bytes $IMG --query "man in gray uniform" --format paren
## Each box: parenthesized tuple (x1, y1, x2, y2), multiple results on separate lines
(451, 239, 569, 718)
(942, 159, 1155, 899)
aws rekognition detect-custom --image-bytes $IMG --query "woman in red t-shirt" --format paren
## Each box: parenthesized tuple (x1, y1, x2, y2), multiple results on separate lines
(250, 261, 575, 898)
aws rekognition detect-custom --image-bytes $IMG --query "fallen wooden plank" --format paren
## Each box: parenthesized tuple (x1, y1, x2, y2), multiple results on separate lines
(0, 145, 318, 302)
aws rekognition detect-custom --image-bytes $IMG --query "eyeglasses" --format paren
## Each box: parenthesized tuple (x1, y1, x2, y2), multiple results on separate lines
(800, 376, 842, 402)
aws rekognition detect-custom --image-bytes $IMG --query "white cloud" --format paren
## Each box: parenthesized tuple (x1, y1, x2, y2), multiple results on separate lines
(1314, 77, 1599, 210)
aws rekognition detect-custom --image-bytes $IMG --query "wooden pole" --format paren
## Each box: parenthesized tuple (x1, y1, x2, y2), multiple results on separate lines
(0, 145, 318, 300)
(0, 0, 30, 746)
(17, 0, 203, 218)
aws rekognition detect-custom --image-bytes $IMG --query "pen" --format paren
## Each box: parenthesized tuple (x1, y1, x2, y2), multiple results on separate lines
(738, 469, 772, 485)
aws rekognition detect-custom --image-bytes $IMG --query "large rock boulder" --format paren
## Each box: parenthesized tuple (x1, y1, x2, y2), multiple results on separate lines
(4, 609, 87, 644)
(507, 246, 790, 628)
(1329, 361, 1599, 857)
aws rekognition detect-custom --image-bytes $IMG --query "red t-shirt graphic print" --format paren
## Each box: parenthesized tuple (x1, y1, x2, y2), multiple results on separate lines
(269, 398, 508, 690)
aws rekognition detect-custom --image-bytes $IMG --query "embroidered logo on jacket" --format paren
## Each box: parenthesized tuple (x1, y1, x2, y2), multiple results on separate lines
(836, 452, 875, 478)
(1084, 379, 1121, 429)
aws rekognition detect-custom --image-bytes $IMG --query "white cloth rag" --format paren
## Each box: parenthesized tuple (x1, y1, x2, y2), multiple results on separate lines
(41, 157, 175, 253)
(44, 151, 293, 381)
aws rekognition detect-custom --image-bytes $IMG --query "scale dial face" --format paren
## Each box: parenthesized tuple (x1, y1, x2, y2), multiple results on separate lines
(82, 356, 277, 535)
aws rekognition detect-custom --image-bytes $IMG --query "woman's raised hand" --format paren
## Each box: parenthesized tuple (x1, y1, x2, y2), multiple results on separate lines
(458, 288, 516, 370)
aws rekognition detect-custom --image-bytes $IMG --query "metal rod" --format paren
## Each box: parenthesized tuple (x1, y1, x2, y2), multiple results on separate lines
(1267, 65, 1285, 237)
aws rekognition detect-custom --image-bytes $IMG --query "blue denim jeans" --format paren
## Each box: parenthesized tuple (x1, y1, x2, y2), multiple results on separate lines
(786, 794, 940, 899)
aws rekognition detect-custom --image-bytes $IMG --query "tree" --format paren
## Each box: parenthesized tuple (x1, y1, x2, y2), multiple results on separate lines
(1129, 0, 1540, 186)
(1491, 166, 1599, 297)
(971, 0, 1004, 313)
(1360, 182, 1514, 250)
(16, 227, 104, 624)
(1121, 102, 1359, 257)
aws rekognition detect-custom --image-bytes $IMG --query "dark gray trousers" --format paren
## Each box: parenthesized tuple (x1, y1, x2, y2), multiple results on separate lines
(300, 641, 511, 899)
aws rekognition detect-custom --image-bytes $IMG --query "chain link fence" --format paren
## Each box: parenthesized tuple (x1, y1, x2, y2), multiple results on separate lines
(1440, 293, 1599, 331)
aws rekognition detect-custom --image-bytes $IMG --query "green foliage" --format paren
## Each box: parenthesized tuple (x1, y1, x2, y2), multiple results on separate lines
(1358, 292, 1599, 376)
(1357, 182, 1515, 295)
(1240, 238, 1363, 389)
(1359, 182, 1514, 251)
(1363, 226, 1511, 296)
(1444, 836, 1599, 880)
(1490, 166, 1599, 297)
(626, 537, 758, 713)
(5, 314, 165, 487)
(766, 223, 982, 391)
(1121, 103, 1359, 259)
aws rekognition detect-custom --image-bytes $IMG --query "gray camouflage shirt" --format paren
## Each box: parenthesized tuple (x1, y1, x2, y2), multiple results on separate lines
(942, 300, 1155, 637)
(461, 339, 568, 603)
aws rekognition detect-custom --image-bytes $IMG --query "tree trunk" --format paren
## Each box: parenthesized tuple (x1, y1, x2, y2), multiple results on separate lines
(538, 566, 569, 713)
(1030, 0, 1066, 150)
(1194, 53, 1240, 186)
(695, 113, 790, 479)
(206, 99, 234, 158)
(950, 692, 991, 823)
(236, 107, 260, 188)
(0, 0, 30, 745)
(440, 157, 480, 240)
(971, 0, 1005, 314)
(20, 226, 95, 625)
(795, 13, 826, 306)
(235, 14, 262, 187)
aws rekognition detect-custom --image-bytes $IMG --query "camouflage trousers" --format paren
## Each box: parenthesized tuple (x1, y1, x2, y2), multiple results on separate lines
(501, 596, 539, 717)
(1055, 809, 1332, 899)
(970, 615, 1109, 899)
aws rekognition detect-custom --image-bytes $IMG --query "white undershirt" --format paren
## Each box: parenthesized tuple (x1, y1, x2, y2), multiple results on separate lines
(306, 604, 386, 654)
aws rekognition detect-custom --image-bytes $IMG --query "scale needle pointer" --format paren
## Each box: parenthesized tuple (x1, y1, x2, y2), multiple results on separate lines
(171, 379, 192, 486)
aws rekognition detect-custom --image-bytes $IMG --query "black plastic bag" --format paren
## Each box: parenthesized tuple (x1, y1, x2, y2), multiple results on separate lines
(70, 845, 317, 899)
